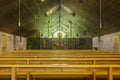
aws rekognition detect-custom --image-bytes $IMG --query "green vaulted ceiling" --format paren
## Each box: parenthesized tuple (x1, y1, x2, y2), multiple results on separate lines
(0, 0, 120, 37)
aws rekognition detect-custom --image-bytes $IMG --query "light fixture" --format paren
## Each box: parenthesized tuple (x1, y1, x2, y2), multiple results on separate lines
(100, 0, 103, 28)
(45, 5, 59, 16)
(18, 0, 21, 27)
(61, 5, 76, 17)
(41, 0, 45, 2)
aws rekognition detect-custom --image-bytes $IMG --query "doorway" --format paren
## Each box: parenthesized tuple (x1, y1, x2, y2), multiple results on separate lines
(2, 34, 7, 52)
(114, 35, 119, 52)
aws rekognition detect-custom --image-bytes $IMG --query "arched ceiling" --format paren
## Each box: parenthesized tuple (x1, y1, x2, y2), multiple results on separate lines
(0, 0, 120, 37)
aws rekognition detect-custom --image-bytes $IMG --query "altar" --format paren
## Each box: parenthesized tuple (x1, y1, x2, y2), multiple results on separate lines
(53, 43, 67, 49)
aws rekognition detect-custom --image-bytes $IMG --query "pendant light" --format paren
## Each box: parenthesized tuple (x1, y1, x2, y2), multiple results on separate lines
(18, 0, 21, 27)
(100, 0, 102, 28)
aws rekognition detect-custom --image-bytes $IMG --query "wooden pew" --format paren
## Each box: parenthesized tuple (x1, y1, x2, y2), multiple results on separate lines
(0, 64, 120, 80)
(0, 57, 120, 65)
(0, 50, 120, 80)
(12, 50, 110, 53)
(0, 52, 120, 58)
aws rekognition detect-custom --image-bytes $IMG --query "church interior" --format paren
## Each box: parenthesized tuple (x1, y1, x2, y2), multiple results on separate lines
(0, 0, 120, 80)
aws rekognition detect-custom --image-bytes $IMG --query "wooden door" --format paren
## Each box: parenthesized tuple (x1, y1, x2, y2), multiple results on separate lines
(2, 34, 7, 52)
(114, 35, 119, 52)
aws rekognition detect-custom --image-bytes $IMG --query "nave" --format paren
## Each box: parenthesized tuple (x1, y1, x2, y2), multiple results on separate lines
(0, 0, 120, 80)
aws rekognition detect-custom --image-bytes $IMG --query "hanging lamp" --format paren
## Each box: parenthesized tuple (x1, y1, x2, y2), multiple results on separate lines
(100, 0, 102, 28)
(18, 0, 21, 27)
